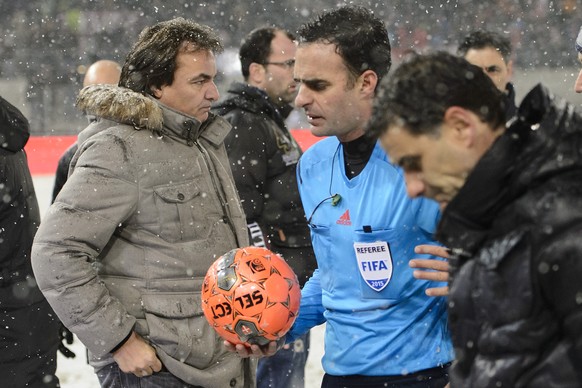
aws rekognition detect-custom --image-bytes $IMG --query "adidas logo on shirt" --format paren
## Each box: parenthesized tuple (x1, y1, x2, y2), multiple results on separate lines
(336, 209, 351, 226)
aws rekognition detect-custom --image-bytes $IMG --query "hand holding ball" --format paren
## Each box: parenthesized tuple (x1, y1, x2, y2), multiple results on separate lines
(201, 247, 301, 346)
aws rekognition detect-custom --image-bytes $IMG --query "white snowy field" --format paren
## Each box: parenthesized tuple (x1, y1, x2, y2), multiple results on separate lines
(32, 174, 325, 387)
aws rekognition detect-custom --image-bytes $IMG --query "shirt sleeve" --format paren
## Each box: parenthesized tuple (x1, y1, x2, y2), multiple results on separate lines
(285, 268, 326, 343)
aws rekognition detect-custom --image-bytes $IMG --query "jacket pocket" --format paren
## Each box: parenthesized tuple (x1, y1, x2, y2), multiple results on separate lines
(354, 227, 414, 300)
(142, 292, 221, 369)
(153, 181, 210, 243)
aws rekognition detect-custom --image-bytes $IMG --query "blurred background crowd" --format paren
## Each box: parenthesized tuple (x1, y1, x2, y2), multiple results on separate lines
(1, 0, 581, 134)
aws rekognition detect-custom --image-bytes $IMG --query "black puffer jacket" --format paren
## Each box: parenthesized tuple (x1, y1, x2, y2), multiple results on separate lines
(0, 96, 60, 388)
(438, 85, 582, 387)
(213, 82, 316, 286)
(0, 96, 41, 295)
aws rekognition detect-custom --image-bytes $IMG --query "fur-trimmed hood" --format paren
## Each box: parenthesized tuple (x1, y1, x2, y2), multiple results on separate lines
(76, 85, 231, 147)
(76, 85, 163, 132)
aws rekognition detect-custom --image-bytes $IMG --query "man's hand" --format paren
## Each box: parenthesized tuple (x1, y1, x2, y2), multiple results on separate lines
(223, 338, 284, 358)
(57, 323, 76, 358)
(112, 332, 162, 377)
(410, 244, 450, 297)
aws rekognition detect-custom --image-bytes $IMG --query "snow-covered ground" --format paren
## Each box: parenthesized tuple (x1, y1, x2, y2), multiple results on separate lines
(32, 174, 325, 387)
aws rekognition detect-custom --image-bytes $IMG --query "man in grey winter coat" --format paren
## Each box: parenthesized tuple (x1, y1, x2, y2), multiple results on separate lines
(31, 18, 254, 388)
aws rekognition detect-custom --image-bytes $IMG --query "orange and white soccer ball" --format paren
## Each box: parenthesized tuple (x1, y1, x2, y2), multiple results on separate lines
(201, 246, 301, 346)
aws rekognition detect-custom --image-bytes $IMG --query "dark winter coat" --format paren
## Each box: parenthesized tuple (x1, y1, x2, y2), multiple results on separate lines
(504, 81, 517, 120)
(438, 85, 582, 387)
(213, 82, 316, 286)
(52, 142, 76, 202)
(31, 85, 254, 388)
(0, 96, 39, 291)
(0, 95, 60, 387)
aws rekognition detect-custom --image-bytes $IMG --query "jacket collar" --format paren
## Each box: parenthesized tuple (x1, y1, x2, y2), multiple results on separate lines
(76, 85, 231, 147)
(436, 84, 575, 254)
(213, 82, 292, 128)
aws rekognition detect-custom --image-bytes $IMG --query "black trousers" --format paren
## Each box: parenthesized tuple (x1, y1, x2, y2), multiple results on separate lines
(321, 363, 450, 388)
(0, 297, 61, 388)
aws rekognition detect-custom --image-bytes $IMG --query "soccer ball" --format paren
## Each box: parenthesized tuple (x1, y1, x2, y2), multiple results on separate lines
(201, 246, 301, 346)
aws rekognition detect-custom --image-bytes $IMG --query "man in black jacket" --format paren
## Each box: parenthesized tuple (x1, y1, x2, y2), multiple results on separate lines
(52, 59, 121, 202)
(0, 96, 61, 387)
(457, 30, 517, 120)
(212, 27, 316, 388)
(368, 51, 582, 387)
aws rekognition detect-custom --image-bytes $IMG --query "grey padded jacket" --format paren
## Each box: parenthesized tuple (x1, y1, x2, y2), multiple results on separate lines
(31, 85, 255, 388)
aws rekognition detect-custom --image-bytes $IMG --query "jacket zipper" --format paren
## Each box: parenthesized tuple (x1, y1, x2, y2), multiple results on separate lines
(193, 139, 240, 247)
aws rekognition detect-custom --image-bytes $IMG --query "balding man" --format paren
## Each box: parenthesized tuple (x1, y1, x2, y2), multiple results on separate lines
(51, 59, 121, 202)
(82, 59, 121, 87)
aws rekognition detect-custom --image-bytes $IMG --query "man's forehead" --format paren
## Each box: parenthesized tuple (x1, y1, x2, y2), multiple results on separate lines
(381, 126, 419, 161)
(271, 32, 296, 56)
(177, 48, 214, 62)
(296, 42, 340, 64)
(465, 47, 507, 64)
(294, 46, 345, 83)
(293, 62, 329, 83)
